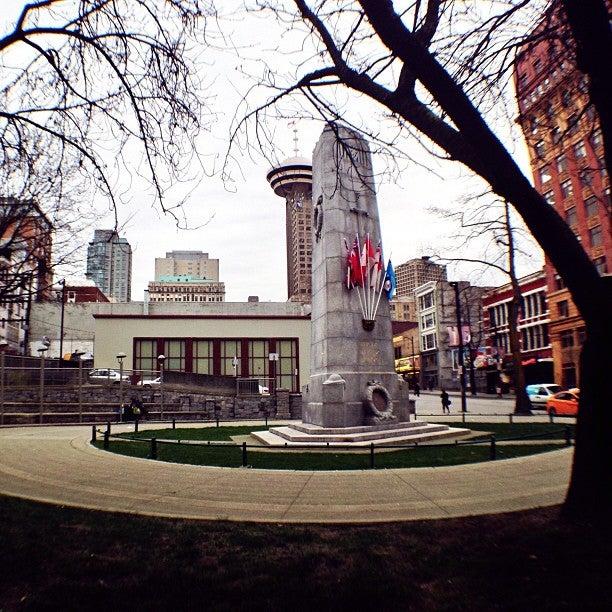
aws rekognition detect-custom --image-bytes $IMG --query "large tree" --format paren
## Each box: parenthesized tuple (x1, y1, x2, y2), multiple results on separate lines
(0, 0, 209, 303)
(234, 0, 611, 518)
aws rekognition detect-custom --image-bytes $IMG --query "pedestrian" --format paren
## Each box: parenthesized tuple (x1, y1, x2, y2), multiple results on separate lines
(496, 384, 503, 399)
(440, 389, 451, 414)
(130, 396, 143, 420)
(428, 378, 434, 392)
(414, 381, 420, 397)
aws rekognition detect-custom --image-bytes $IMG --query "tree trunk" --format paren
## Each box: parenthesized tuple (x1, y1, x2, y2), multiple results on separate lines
(563, 306, 612, 521)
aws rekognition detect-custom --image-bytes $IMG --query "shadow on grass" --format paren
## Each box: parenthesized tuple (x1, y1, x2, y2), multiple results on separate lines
(0, 496, 610, 611)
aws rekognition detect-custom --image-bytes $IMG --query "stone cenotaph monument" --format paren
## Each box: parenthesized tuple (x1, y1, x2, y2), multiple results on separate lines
(253, 125, 468, 445)
(303, 124, 411, 427)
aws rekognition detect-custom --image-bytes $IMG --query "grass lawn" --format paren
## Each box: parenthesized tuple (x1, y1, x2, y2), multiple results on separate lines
(0, 496, 610, 611)
(96, 422, 570, 470)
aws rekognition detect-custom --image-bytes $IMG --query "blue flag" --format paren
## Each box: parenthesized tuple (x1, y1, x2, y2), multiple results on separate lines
(383, 260, 396, 300)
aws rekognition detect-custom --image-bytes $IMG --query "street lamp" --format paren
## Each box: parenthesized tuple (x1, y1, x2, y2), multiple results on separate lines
(0, 339, 8, 425)
(157, 354, 166, 420)
(116, 351, 127, 408)
(74, 349, 86, 423)
(37, 344, 49, 424)
(449, 282, 467, 413)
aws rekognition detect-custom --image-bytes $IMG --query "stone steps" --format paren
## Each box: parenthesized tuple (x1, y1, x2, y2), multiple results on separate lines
(289, 421, 423, 435)
(251, 422, 471, 447)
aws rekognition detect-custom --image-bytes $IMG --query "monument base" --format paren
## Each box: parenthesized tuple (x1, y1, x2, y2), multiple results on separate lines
(251, 420, 471, 447)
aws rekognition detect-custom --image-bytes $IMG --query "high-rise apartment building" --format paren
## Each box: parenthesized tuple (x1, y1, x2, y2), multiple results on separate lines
(515, 7, 610, 387)
(395, 256, 447, 298)
(155, 251, 219, 281)
(266, 155, 313, 303)
(86, 229, 132, 302)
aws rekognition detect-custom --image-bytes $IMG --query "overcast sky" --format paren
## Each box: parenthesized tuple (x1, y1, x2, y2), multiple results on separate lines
(2, 1, 544, 302)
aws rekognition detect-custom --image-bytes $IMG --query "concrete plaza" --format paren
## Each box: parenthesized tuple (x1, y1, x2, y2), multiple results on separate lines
(0, 421, 571, 523)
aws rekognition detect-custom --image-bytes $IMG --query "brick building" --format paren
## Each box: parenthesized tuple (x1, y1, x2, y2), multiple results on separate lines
(514, 7, 610, 387)
(481, 270, 552, 390)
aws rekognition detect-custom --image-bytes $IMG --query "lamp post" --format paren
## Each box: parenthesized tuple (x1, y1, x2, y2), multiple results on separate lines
(74, 349, 86, 423)
(0, 339, 8, 425)
(157, 354, 166, 420)
(57, 279, 66, 364)
(449, 282, 467, 413)
(38, 344, 48, 424)
(116, 351, 126, 408)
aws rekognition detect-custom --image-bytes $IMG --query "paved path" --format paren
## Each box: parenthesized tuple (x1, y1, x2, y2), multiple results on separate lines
(0, 424, 571, 523)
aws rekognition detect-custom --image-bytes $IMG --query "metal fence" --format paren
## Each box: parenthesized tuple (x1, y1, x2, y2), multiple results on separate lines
(93, 420, 574, 469)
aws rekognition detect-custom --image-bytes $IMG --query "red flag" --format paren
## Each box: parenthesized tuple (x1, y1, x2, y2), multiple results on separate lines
(349, 235, 363, 287)
(361, 234, 375, 280)
(370, 242, 383, 288)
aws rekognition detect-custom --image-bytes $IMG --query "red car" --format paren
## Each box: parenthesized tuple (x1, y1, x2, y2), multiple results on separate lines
(546, 389, 579, 416)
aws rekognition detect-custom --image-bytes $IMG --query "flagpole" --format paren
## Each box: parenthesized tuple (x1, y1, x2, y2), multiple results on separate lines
(366, 233, 372, 320)
(355, 233, 368, 320)
(372, 253, 392, 321)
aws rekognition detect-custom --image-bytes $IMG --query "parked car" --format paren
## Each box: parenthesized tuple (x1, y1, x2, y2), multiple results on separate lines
(546, 389, 580, 416)
(88, 368, 130, 384)
(526, 384, 563, 405)
(137, 377, 162, 388)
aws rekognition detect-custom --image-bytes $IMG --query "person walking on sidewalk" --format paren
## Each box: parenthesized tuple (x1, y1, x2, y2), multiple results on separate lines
(414, 381, 420, 397)
(440, 389, 451, 414)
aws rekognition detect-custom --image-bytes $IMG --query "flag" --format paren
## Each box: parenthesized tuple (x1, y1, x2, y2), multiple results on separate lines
(346, 235, 363, 288)
(383, 260, 396, 299)
(361, 233, 375, 284)
(370, 242, 383, 289)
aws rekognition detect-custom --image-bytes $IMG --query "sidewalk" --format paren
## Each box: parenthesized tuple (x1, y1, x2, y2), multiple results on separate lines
(0, 423, 571, 523)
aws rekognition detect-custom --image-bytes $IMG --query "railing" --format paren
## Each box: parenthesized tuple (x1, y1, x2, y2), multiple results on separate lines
(92, 420, 574, 469)
(236, 377, 274, 396)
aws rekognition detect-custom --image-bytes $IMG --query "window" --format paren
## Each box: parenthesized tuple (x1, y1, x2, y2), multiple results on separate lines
(580, 168, 594, 188)
(584, 195, 598, 218)
(421, 312, 436, 330)
(543, 191, 555, 205)
(557, 300, 569, 317)
(567, 114, 578, 135)
(134, 340, 158, 374)
(539, 166, 552, 184)
(247, 339, 269, 380)
(422, 332, 436, 351)
(560, 179, 573, 199)
(591, 129, 602, 148)
(577, 328, 587, 346)
(418, 292, 434, 311)
(221, 340, 242, 376)
(594, 256, 607, 275)
(276, 339, 298, 392)
(588, 225, 602, 247)
(530, 116, 538, 134)
(551, 127, 561, 143)
(164, 339, 186, 372)
(573, 141, 586, 159)
(193, 340, 213, 375)
(533, 58, 542, 73)
(565, 207, 576, 226)
(560, 330, 574, 348)
(535, 140, 545, 158)
(556, 154, 568, 174)
(561, 89, 571, 107)
(555, 275, 566, 290)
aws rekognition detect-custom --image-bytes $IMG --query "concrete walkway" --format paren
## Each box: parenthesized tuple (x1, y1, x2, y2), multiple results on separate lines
(0, 423, 571, 523)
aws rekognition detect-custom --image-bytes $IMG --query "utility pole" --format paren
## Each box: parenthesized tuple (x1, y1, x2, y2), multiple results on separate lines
(449, 282, 467, 413)
(58, 279, 66, 363)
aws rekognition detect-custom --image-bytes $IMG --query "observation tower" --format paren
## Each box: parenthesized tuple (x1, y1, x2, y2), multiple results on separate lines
(266, 127, 313, 303)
